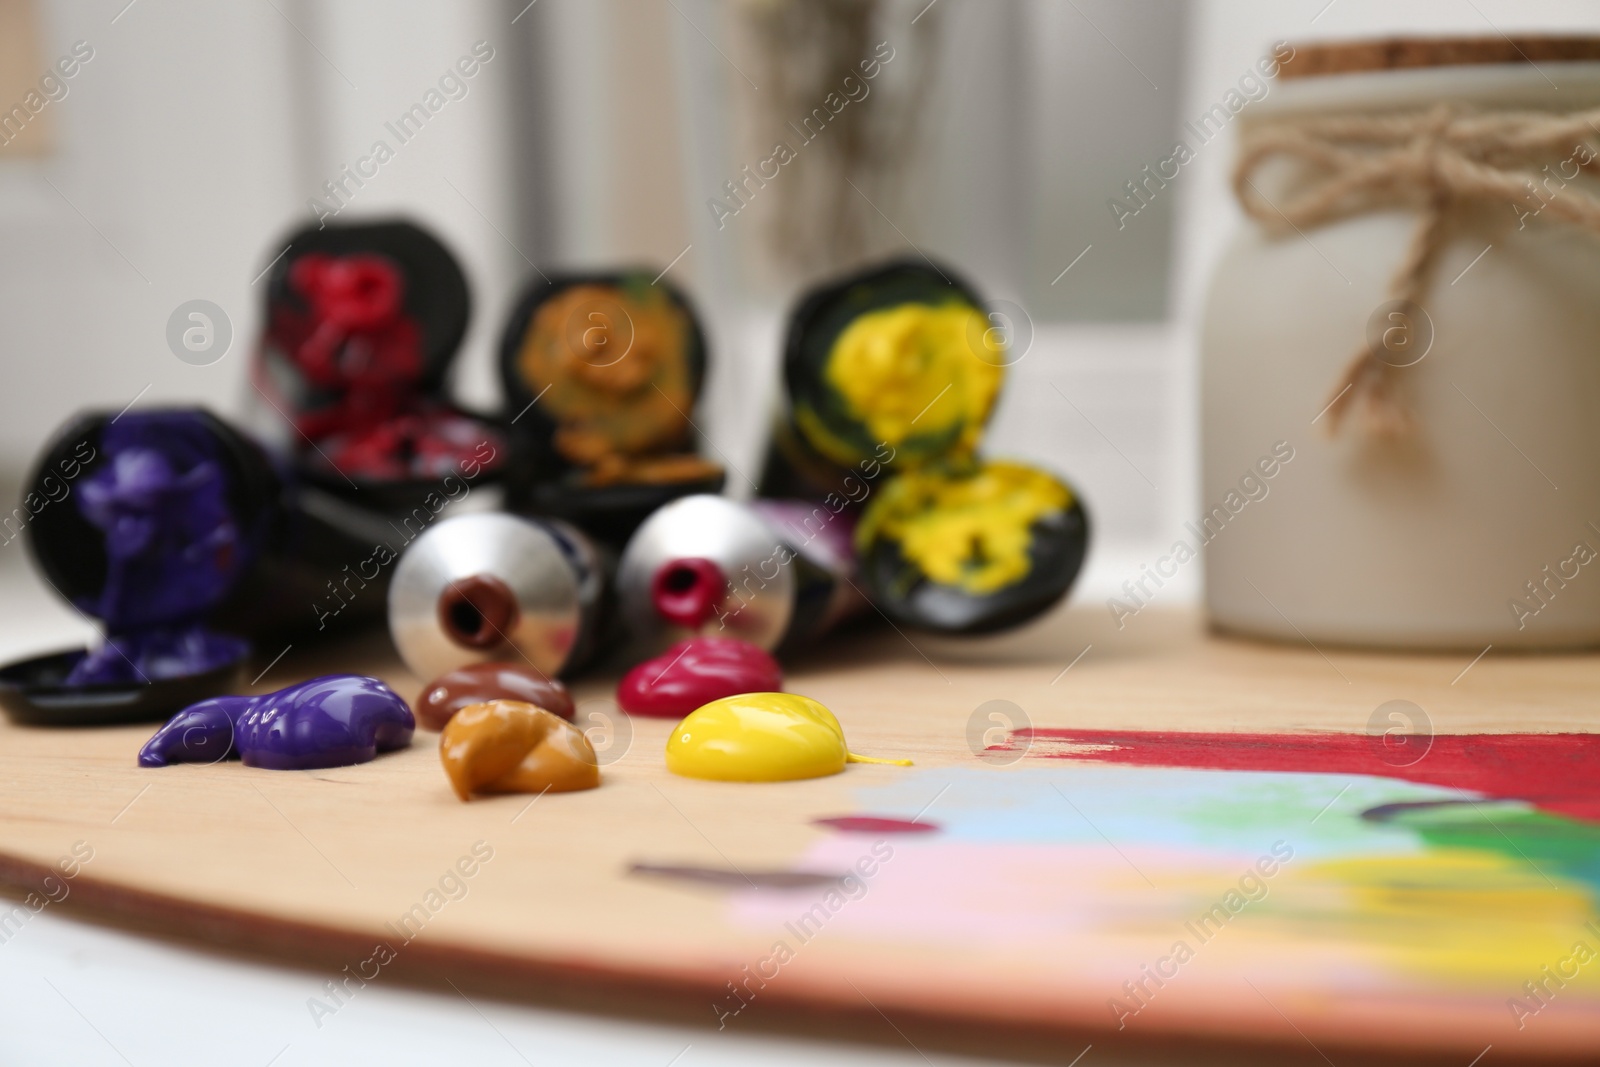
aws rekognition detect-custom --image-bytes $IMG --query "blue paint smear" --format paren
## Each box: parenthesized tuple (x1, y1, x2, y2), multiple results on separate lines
(847, 765, 1492, 861)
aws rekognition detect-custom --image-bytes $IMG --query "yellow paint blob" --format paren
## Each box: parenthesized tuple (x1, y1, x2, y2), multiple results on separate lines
(665, 693, 912, 783)
(857, 460, 1073, 594)
(801, 302, 1004, 465)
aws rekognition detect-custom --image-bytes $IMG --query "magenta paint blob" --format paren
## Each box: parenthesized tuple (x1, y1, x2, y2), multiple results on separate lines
(617, 636, 782, 718)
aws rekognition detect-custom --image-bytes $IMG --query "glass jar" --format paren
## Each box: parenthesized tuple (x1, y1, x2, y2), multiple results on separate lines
(1202, 39, 1600, 649)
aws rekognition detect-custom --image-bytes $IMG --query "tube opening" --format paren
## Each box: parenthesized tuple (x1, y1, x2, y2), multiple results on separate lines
(650, 557, 726, 629)
(438, 573, 519, 650)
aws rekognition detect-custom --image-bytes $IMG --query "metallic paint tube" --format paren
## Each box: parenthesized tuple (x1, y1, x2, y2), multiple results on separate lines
(616, 494, 865, 656)
(387, 512, 605, 681)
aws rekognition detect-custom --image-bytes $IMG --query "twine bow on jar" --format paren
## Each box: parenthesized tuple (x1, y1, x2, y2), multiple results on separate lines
(1233, 104, 1600, 435)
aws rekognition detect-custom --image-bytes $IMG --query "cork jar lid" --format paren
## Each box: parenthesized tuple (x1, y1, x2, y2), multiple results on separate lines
(1280, 35, 1600, 80)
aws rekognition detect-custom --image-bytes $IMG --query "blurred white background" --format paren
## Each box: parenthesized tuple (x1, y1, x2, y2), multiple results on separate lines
(5, 1, 1600, 1063)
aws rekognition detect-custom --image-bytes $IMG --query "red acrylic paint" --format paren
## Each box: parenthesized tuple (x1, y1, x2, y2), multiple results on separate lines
(616, 637, 782, 719)
(1009, 728, 1600, 821)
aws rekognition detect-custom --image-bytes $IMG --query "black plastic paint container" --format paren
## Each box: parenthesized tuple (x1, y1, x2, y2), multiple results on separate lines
(0, 407, 485, 725)
(252, 217, 509, 517)
(498, 268, 724, 547)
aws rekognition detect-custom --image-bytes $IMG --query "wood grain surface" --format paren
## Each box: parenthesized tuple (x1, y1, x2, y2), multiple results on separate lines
(1, 605, 1596, 1065)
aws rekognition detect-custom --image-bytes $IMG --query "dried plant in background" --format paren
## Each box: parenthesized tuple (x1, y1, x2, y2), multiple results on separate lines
(735, 0, 942, 281)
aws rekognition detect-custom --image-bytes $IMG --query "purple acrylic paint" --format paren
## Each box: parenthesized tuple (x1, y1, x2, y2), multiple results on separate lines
(67, 412, 252, 686)
(139, 674, 414, 770)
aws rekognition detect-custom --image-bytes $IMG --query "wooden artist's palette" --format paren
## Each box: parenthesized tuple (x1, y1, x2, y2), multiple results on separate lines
(2, 608, 1598, 1064)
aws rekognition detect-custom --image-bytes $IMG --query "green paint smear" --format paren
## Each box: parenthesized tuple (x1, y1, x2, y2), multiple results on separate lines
(1381, 803, 1600, 899)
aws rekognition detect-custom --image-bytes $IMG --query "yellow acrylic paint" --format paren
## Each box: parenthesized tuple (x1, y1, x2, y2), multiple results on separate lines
(802, 302, 1003, 466)
(1278, 851, 1600, 986)
(665, 692, 911, 782)
(857, 460, 1073, 594)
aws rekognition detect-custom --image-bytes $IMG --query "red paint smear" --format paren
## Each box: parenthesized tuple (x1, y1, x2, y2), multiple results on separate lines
(1012, 729, 1600, 822)
(813, 816, 940, 834)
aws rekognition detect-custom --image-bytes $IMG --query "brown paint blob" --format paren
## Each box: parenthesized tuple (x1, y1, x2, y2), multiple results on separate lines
(439, 700, 599, 801)
(416, 662, 575, 731)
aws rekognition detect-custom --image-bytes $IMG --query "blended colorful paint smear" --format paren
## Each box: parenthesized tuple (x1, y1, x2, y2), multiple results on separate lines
(727, 731, 1600, 1022)
(1014, 729, 1600, 936)
(1007, 728, 1600, 821)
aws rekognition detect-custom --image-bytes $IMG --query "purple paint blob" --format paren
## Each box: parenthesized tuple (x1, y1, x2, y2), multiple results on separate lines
(68, 626, 248, 688)
(69, 413, 252, 686)
(78, 415, 244, 627)
(140, 697, 240, 766)
(139, 674, 414, 770)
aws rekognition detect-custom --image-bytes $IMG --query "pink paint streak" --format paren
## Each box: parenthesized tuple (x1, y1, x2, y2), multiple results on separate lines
(1010, 729, 1600, 822)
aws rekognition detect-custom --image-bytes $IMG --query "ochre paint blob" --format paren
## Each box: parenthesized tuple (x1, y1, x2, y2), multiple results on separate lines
(813, 816, 939, 834)
(416, 662, 574, 731)
(439, 699, 599, 801)
(665, 692, 910, 783)
(514, 281, 720, 486)
(617, 637, 782, 719)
